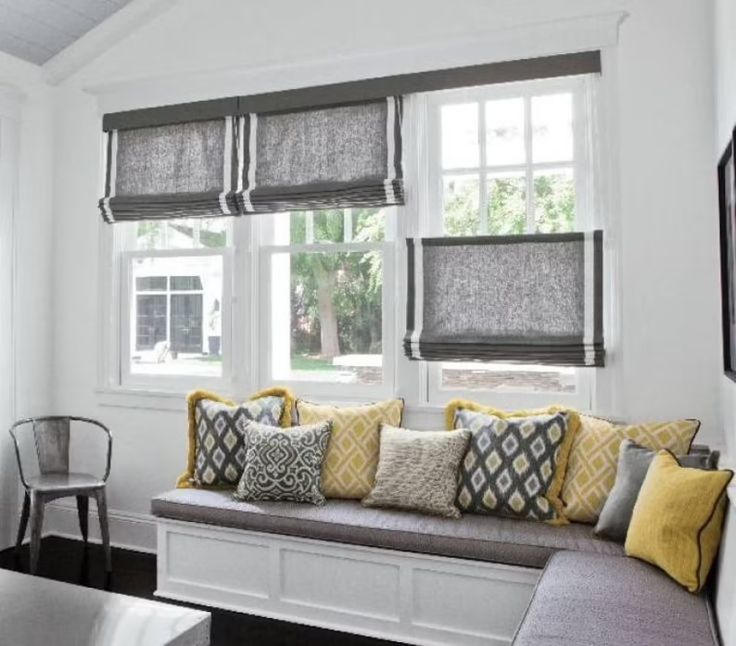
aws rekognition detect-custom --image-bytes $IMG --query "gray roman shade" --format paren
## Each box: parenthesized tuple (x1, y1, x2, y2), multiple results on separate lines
(237, 97, 403, 214)
(99, 117, 239, 223)
(404, 232, 605, 367)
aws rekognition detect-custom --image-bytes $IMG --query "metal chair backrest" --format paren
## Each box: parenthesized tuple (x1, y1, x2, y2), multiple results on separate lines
(9, 416, 112, 489)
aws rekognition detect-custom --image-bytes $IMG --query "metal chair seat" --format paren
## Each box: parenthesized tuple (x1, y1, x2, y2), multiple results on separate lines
(26, 472, 106, 493)
(10, 416, 113, 575)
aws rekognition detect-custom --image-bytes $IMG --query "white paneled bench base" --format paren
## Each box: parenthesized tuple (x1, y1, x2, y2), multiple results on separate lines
(156, 519, 540, 646)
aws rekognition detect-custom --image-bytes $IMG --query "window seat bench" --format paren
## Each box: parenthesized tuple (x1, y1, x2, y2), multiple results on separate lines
(151, 489, 626, 645)
(512, 551, 720, 646)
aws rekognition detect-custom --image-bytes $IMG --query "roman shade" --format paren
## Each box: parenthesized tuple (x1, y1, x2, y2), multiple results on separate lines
(404, 232, 604, 367)
(237, 97, 403, 214)
(99, 117, 239, 223)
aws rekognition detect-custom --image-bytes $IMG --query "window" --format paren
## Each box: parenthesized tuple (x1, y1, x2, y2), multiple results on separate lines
(117, 218, 232, 388)
(425, 77, 596, 407)
(259, 208, 395, 397)
(104, 75, 601, 408)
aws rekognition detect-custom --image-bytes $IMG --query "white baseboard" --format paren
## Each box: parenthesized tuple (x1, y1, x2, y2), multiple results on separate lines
(42, 501, 157, 554)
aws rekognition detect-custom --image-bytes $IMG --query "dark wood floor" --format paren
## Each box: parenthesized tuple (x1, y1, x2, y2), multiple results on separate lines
(0, 536, 399, 646)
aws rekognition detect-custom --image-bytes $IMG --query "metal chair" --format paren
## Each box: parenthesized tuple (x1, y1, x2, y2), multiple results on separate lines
(10, 416, 113, 574)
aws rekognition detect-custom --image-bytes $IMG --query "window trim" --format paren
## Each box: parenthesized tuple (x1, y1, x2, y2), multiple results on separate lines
(255, 210, 397, 401)
(118, 246, 233, 393)
(423, 76, 598, 410)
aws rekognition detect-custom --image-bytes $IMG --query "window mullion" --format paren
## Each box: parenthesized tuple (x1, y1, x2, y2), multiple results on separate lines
(524, 96, 535, 233)
(478, 100, 488, 235)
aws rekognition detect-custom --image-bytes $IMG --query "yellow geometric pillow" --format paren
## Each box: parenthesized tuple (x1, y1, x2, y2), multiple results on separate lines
(561, 418, 700, 523)
(297, 399, 404, 499)
(625, 451, 733, 592)
(445, 400, 581, 524)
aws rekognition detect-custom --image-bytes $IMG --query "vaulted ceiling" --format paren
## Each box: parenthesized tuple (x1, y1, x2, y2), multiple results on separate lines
(0, 0, 134, 65)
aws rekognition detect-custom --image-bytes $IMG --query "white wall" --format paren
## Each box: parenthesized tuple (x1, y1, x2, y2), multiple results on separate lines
(713, 0, 736, 642)
(0, 51, 55, 549)
(46, 0, 723, 551)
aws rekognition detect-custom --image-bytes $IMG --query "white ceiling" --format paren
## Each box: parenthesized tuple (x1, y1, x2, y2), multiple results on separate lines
(0, 0, 134, 65)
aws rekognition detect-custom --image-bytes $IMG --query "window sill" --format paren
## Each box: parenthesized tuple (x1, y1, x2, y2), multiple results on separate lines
(95, 387, 194, 412)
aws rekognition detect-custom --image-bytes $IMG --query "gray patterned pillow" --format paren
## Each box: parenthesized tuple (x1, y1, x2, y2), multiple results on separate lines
(234, 420, 332, 505)
(194, 396, 284, 486)
(455, 409, 571, 522)
(362, 425, 471, 518)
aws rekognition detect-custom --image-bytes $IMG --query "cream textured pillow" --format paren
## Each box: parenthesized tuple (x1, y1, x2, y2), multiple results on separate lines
(362, 425, 471, 518)
(561, 418, 700, 523)
(296, 399, 404, 499)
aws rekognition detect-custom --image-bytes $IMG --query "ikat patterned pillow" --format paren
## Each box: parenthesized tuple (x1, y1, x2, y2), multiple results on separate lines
(455, 409, 574, 524)
(193, 396, 285, 487)
(234, 420, 332, 505)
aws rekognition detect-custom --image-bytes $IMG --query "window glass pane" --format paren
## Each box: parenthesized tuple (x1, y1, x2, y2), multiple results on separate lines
(352, 208, 385, 242)
(443, 174, 480, 236)
(485, 98, 525, 166)
(284, 209, 386, 245)
(130, 255, 223, 378)
(441, 363, 576, 394)
(270, 250, 382, 385)
(135, 276, 166, 291)
(487, 172, 527, 235)
(170, 276, 203, 291)
(532, 93, 574, 163)
(534, 168, 576, 233)
(134, 218, 228, 251)
(441, 103, 479, 170)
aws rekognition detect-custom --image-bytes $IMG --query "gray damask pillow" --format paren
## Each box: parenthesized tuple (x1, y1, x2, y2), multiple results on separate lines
(362, 425, 471, 518)
(194, 396, 285, 486)
(233, 420, 332, 505)
(594, 439, 718, 541)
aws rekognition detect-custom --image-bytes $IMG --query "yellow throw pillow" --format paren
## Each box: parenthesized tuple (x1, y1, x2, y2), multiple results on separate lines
(445, 400, 581, 524)
(177, 387, 295, 489)
(561, 418, 700, 523)
(625, 451, 733, 592)
(297, 399, 404, 499)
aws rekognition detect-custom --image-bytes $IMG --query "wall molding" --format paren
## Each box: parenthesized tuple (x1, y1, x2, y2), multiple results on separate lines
(43, 500, 157, 553)
(83, 11, 628, 115)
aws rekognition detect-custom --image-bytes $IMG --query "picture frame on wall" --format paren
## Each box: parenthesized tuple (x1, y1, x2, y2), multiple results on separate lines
(718, 130, 736, 382)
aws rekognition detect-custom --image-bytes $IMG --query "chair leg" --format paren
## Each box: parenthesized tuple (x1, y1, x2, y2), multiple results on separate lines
(76, 495, 89, 544)
(95, 489, 112, 573)
(29, 492, 44, 575)
(15, 492, 30, 556)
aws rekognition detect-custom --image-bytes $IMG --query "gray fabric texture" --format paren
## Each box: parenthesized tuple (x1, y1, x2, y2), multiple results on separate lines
(256, 103, 387, 187)
(151, 489, 624, 568)
(404, 232, 604, 366)
(233, 420, 331, 505)
(455, 410, 570, 522)
(243, 98, 404, 214)
(193, 396, 285, 487)
(100, 118, 239, 222)
(595, 440, 717, 541)
(512, 551, 720, 646)
(362, 426, 470, 518)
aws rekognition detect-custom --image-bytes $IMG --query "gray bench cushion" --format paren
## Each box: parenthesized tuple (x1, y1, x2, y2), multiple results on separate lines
(512, 551, 719, 646)
(151, 489, 623, 569)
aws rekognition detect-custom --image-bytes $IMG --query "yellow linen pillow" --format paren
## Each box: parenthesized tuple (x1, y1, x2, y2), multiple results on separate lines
(297, 399, 404, 499)
(561, 418, 700, 523)
(177, 387, 295, 489)
(445, 400, 581, 524)
(625, 451, 733, 592)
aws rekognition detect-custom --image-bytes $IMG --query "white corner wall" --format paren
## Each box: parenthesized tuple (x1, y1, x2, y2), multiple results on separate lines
(45, 0, 722, 551)
(0, 51, 55, 549)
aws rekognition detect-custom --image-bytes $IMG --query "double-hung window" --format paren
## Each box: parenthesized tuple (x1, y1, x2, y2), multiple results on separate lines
(258, 208, 395, 399)
(117, 218, 232, 390)
(422, 76, 598, 409)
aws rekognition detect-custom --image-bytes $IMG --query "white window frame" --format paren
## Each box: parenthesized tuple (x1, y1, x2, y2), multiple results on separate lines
(111, 222, 234, 394)
(422, 76, 599, 411)
(255, 209, 397, 401)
